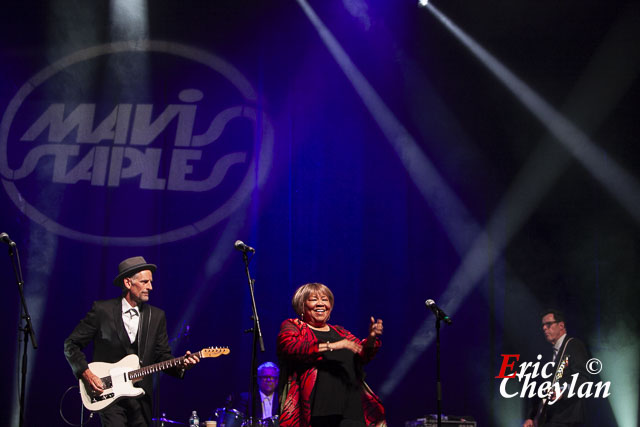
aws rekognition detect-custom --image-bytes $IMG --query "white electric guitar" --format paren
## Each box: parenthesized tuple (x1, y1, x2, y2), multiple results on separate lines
(79, 347, 230, 411)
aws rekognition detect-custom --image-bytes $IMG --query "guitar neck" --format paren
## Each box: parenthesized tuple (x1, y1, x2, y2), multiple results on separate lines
(128, 350, 201, 382)
(534, 355, 570, 426)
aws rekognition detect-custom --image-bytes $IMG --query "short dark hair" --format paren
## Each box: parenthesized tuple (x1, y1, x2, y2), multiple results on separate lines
(541, 308, 565, 323)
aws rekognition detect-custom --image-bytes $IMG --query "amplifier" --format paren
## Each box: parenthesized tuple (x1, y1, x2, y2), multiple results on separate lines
(405, 417, 476, 427)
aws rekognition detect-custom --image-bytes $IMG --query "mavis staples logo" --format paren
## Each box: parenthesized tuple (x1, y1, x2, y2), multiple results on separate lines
(0, 41, 273, 245)
(495, 354, 611, 404)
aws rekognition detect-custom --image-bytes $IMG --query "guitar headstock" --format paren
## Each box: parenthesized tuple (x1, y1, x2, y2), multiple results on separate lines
(199, 347, 231, 358)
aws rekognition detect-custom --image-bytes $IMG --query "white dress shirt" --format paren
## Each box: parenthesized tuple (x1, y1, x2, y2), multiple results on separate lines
(260, 391, 273, 419)
(121, 298, 140, 343)
(553, 333, 567, 362)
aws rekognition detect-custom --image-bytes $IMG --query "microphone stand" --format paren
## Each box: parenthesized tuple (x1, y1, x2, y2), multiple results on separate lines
(241, 250, 264, 426)
(426, 301, 450, 427)
(435, 317, 442, 427)
(6, 243, 37, 427)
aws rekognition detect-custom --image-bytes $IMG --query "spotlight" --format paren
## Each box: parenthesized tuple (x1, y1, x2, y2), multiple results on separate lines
(418, 0, 429, 6)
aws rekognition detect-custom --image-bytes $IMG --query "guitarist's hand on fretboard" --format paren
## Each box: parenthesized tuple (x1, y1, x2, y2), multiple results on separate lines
(82, 368, 104, 394)
(547, 383, 567, 403)
(182, 350, 200, 370)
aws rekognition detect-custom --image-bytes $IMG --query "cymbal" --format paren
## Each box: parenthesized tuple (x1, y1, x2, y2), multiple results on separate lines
(152, 416, 185, 425)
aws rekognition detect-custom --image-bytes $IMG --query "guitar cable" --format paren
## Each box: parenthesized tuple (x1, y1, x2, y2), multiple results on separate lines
(59, 385, 95, 426)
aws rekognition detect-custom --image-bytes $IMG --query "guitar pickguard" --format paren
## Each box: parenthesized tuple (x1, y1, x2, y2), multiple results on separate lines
(80, 354, 144, 411)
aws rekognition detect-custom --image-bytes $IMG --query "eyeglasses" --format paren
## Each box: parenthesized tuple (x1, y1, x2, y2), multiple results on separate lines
(258, 376, 277, 381)
(541, 321, 559, 329)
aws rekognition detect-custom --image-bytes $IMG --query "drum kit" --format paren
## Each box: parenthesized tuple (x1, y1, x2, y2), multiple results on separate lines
(152, 414, 186, 426)
(215, 408, 279, 427)
(153, 409, 279, 427)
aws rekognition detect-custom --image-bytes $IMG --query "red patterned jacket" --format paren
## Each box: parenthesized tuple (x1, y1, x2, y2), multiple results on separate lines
(276, 318, 386, 427)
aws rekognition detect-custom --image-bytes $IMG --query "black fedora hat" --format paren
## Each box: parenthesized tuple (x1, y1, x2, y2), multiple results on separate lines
(113, 256, 157, 287)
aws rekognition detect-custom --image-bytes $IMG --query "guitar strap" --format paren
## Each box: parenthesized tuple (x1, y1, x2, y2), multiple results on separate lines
(535, 336, 574, 426)
(145, 309, 151, 359)
(555, 336, 573, 370)
(137, 305, 152, 362)
(549, 336, 573, 390)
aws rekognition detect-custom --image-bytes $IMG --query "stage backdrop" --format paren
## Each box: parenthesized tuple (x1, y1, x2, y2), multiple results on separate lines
(1, 1, 638, 426)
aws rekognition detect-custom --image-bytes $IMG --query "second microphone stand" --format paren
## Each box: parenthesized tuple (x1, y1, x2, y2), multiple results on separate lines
(426, 301, 451, 427)
(241, 250, 264, 426)
(435, 317, 443, 427)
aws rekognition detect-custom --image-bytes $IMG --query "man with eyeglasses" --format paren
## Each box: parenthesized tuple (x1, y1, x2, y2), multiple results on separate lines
(234, 361, 280, 421)
(523, 309, 589, 427)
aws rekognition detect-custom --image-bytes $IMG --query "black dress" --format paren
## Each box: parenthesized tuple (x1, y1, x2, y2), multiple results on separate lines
(310, 327, 365, 427)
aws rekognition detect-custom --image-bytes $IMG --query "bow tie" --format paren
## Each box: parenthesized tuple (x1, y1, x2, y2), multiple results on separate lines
(126, 308, 139, 319)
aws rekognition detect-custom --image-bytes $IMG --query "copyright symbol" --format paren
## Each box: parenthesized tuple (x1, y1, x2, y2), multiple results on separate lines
(586, 358, 603, 374)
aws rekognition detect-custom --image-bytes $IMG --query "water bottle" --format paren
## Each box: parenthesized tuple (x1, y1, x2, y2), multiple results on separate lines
(189, 410, 200, 426)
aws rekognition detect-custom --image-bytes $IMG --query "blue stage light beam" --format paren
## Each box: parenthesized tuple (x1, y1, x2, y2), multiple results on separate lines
(295, 0, 481, 256)
(110, 0, 149, 40)
(594, 329, 640, 427)
(426, 2, 640, 225)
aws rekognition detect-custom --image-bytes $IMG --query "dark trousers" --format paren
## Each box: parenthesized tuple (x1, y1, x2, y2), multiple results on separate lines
(99, 398, 148, 427)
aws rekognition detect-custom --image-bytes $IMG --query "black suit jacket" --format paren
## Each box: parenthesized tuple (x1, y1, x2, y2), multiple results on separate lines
(64, 297, 183, 423)
(234, 391, 279, 419)
(529, 336, 590, 424)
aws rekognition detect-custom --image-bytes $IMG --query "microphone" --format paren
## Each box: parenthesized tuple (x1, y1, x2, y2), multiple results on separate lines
(234, 240, 255, 253)
(425, 299, 452, 324)
(0, 232, 16, 247)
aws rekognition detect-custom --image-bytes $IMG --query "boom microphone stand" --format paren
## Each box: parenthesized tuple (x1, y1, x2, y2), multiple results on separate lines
(235, 241, 264, 426)
(2, 233, 38, 427)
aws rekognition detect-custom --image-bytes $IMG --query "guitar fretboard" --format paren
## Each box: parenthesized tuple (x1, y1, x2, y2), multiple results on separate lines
(128, 350, 203, 380)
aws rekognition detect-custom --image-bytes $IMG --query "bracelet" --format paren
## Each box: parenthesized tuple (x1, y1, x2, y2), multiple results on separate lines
(327, 341, 333, 352)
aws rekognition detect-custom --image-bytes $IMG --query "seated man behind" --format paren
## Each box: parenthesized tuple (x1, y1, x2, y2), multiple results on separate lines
(233, 361, 280, 420)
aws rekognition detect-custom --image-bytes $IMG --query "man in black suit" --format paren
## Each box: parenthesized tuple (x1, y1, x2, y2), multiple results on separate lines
(232, 361, 280, 421)
(523, 309, 589, 427)
(64, 256, 200, 426)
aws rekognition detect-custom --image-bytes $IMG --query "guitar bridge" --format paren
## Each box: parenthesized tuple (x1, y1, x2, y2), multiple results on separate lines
(90, 392, 114, 403)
